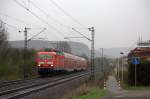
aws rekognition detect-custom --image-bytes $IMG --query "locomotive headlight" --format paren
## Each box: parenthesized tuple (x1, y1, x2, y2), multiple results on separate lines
(38, 64, 41, 67)
(51, 64, 53, 67)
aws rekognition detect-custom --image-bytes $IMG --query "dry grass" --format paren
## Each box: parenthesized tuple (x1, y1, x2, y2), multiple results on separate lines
(62, 83, 106, 99)
(62, 84, 89, 99)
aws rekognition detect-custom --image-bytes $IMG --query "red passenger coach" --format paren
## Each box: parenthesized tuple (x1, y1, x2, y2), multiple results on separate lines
(35, 50, 87, 75)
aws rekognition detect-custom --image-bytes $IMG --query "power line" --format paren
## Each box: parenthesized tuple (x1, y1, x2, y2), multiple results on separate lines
(30, 0, 72, 29)
(29, 1, 48, 17)
(0, 16, 46, 37)
(72, 28, 91, 41)
(46, 29, 63, 40)
(13, 0, 65, 38)
(48, 0, 87, 28)
(0, 12, 40, 28)
(0, 12, 27, 25)
(27, 28, 47, 42)
(1, 20, 20, 30)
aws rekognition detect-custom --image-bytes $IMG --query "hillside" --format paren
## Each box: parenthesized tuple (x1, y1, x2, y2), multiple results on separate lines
(9, 40, 91, 58)
(9, 40, 129, 58)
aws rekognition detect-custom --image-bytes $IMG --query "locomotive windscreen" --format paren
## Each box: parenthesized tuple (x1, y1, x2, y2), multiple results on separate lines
(39, 54, 53, 60)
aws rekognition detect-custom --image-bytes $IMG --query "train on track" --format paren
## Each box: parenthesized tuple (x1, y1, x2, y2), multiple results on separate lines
(35, 49, 88, 75)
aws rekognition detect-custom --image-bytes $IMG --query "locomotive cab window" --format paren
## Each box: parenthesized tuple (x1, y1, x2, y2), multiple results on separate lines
(39, 54, 53, 60)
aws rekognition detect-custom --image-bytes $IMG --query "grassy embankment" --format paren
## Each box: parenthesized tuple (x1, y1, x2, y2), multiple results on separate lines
(62, 82, 107, 99)
(72, 87, 107, 99)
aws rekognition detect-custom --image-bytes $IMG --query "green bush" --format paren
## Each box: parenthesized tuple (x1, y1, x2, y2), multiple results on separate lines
(0, 48, 37, 80)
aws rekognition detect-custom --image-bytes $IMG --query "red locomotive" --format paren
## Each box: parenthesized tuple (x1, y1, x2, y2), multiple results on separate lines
(35, 50, 87, 75)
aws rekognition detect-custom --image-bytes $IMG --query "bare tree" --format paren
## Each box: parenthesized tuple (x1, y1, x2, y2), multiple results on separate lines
(0, 20, 9, 62)
(0, 21, 7, 46)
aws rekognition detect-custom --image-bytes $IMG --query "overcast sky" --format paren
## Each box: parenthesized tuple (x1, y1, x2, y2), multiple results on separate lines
(0, 0, 150, 49)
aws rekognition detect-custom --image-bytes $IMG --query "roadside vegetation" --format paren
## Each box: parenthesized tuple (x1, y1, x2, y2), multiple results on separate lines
(122, 81, 150, 90)
(115, 58, 150, 91)
(0, 20, 37, 80)
(62, 83, 107, 99)
(72, 87, 107, 99)
(62, 57, 113, 99)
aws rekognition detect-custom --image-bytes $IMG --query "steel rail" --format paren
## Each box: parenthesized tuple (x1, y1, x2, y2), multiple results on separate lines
(0, 71, 90, 99)
(0, 77, 40, 88)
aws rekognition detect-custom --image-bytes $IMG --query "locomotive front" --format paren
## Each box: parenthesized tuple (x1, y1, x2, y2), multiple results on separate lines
(36, 52, 56, 74)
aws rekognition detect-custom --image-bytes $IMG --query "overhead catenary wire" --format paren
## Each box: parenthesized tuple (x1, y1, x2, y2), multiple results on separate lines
(27, 28, 47, 42)
(13, 0, 65, 39)
(0, 12, 41, 28)
(1, 20, 20, 30)
(0, 12, 27, 25)
(30, 0, 79, 41)
(12, 0, 85, 43)
(72, 28, 91, 41)
(30, 0, 72, 29)
(30, 0, 79, 40)
(48, 0, 87, 28)
(0, 14, 47, 31)
(47, 0, 91, 41)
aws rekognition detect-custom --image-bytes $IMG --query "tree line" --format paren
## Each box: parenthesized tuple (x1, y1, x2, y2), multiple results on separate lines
(0, 21, 36, 80)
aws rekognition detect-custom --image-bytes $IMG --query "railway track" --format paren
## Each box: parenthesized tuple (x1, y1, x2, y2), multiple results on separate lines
(0, 77, 40, 88)
(0, 71, 90, 99)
